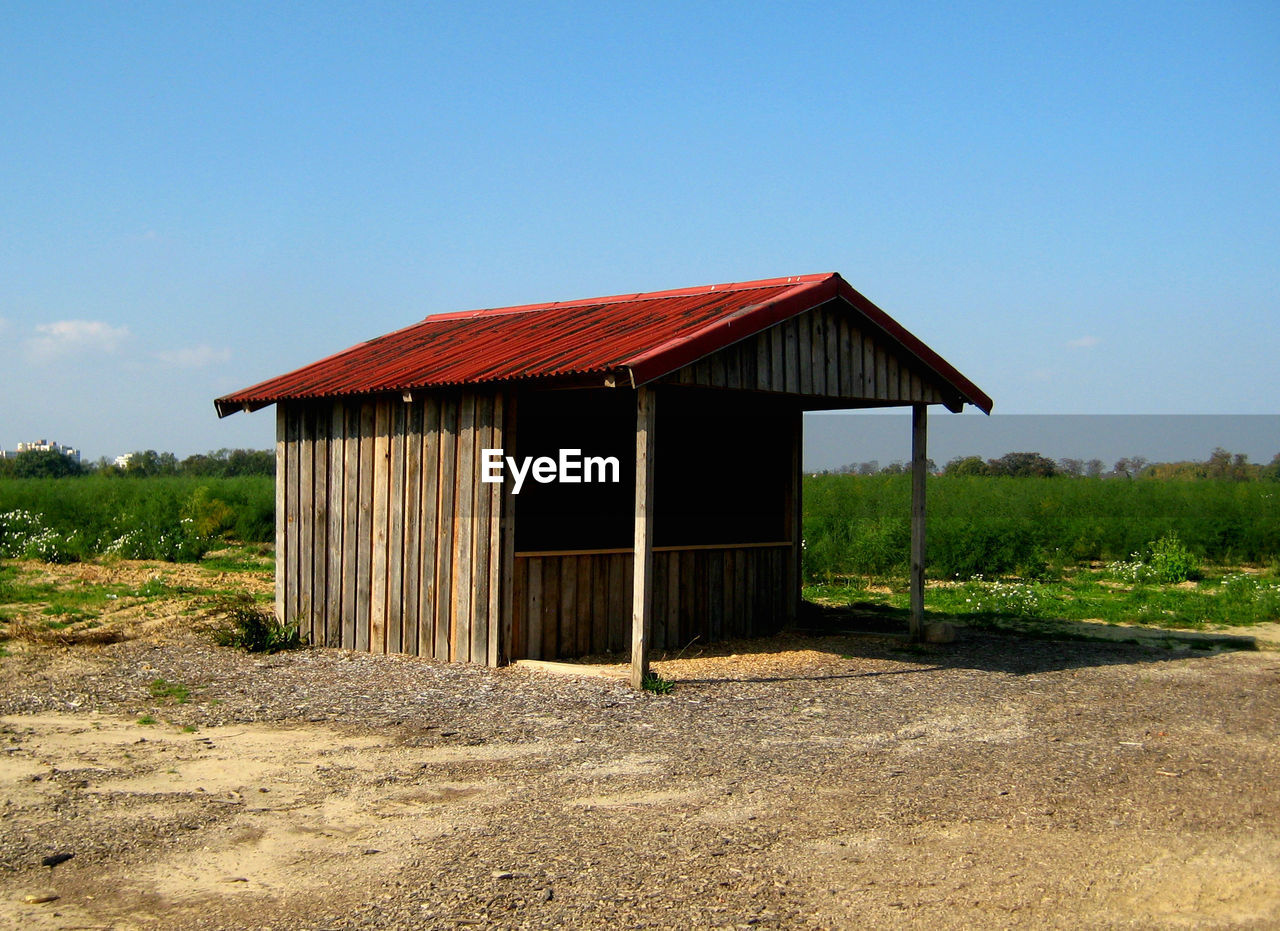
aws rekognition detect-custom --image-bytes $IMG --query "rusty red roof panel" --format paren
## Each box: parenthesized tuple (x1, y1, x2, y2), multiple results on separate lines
(215, 273, 992, 416)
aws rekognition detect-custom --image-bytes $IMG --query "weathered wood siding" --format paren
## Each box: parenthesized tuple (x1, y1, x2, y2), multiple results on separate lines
(511, 544, 792, 660)
(277, 391, 506, 662)
(662, 298, 949, 403)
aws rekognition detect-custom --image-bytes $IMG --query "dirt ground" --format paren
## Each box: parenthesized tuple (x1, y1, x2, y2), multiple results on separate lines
(1, 567, 1278, 929)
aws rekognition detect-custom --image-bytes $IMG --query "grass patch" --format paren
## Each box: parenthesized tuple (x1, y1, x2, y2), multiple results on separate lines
(807, 565, 1280, 635)
(641, 671, 676, 694)
(148, 677, 191, 703)
(137, 714, 157, 726)
(199, 544, 274, 574)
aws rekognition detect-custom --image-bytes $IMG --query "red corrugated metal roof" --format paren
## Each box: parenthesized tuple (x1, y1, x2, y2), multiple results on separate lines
(214, 273, 992, 416)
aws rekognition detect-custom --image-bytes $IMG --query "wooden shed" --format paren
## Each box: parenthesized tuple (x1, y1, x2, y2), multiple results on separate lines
(216, 273, 991, 684)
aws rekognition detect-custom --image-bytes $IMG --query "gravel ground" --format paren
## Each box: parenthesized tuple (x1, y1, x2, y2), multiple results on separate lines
(1, 622, 1278, 929)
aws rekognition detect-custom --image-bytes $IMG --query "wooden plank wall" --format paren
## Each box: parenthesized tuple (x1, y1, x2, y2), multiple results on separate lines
(278, 391, 507, 663)
(663, 299, 949, 403)
(511, 544, 792, 660)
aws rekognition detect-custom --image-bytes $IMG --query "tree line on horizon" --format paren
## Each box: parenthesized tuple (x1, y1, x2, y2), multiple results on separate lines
(5, 444, 1280, 483)
(826, 447, 1280, 482)
(0, 447, 275, 480)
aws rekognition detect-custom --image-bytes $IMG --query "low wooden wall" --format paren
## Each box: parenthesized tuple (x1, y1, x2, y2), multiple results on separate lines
(511, 543, 794, 660)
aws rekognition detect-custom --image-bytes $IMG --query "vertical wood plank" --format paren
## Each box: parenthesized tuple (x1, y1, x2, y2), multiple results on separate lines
(498, 393, 517, 664)
(664, 552, 680, 653)
(558, 556, 577, 659)
(419, 397, 441, 658)
(740, 335, 758, 390)
(274, 407, 286, 628)
(591, 552, 608, 655)
(793, 311, 814, 394)
(434, 396, 457, 661)
(770, 324, 785, 391)
(354, 402, 375, 652)
(298, 406, 314, 644)
(526, 556, 543, 660)
(606, 553, 626, 654)
(342, 404, 360, 649)
(630, 386, 657, 688)
(386, 401, 406, 656)
(862, 330, 875, 397)
(824, 309, 840, 399)
(326, 404, 345, 649)
(511, 555, 527, 660)
(886, 353, 900, 402)
(709, 352, 726, 389)
(734, 547, 748, 638)
(471, 394, 492, 665)
(402, 400, 422, 656)
(708, 549, 724, 645)
(911, 404, 928, 642)
(875, 345, 889, 401)
(575, 554, 592, 657)
(651, 553, 667, 652)
(309, 406, 328, 647)
(784, 319, 800, 394)
(452, 392, 476, 662)
(723, 549, 737, 640)
(541, 555, 559, 660)
(756, 326, 772, 390)
(370, 400, 390, 655)
(838, 317, 853, 397)
(285, 406, 301, 630)
(679, 549, 695, 648)
(485, 393, 503, 666)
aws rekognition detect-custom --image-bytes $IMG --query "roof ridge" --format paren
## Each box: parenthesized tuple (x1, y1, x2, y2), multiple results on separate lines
(419, 273, 837, 322)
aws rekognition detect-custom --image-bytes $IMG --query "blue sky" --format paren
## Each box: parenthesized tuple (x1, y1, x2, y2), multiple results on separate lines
(2, 1, 1277, 460)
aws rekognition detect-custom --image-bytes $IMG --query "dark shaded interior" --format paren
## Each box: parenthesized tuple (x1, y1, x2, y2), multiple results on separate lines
(512, 387, 793, 552)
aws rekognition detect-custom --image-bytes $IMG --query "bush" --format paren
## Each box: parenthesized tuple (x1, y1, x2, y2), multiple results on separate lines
(1147, 533, 1199, 583)
(213, 603, 305, 653)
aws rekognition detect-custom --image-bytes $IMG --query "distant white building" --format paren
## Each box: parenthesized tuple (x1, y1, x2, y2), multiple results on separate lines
(114, 453, 134, 468)
(14, 439, 80, 461)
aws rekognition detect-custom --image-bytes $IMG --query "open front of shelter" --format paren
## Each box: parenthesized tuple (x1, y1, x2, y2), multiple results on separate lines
(216, 273, 991, 685)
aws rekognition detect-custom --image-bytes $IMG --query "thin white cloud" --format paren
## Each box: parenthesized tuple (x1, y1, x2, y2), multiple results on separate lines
(26, 320, 131, 360)
(1067, 335, 1100, 349)
(154, 345, 232, 368)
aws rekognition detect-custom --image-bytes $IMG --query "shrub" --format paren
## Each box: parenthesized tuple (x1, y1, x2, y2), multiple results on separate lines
(213, 603, 305, 653)
(1146, 533, 1199, 583)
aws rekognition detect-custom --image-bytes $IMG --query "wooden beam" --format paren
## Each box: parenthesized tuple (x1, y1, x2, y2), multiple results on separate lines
(910, 404, 928, 641)
(630, 386, 657, 689)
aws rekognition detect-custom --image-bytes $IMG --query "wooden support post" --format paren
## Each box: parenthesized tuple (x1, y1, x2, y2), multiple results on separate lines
(630, 386, 657, 689)
(910, 404, 928, 641)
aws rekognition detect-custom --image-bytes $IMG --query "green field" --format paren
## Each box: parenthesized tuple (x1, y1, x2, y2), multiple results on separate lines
(802, 473, 1280, 635)
(0, 476, 274, 563)
(803, 473, 1280, 580)
(2, 472, 1278, 637)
